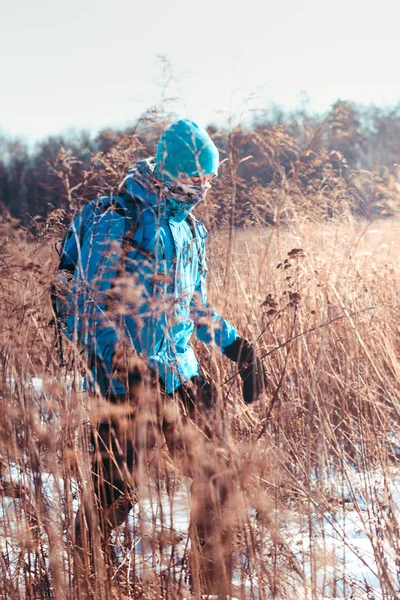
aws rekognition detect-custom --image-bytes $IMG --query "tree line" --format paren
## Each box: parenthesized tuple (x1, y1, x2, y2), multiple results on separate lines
(1, 99, 400, 229)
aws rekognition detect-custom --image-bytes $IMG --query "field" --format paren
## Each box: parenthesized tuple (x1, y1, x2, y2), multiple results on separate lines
(1, 197, 400, 599)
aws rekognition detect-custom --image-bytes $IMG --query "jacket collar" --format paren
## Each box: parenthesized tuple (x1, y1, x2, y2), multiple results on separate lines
(120, 158, 194, 223)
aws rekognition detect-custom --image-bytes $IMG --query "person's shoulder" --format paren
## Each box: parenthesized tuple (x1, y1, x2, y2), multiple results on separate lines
(121, 157, 159, 204)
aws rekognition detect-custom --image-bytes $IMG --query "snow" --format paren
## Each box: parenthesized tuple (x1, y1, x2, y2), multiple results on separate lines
(2, 383, 400, 599)
(105, 468, 400, 599)
(1, 465, 399, 599)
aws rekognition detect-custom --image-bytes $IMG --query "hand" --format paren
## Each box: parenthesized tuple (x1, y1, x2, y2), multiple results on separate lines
(224, 337, 268, 404)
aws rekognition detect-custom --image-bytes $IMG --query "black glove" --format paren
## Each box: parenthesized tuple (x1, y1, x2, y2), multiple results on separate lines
(224, 337, 268, 404)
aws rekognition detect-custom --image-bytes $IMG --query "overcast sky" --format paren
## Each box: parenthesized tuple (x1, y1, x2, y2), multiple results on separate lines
(1, 0, 400, 142)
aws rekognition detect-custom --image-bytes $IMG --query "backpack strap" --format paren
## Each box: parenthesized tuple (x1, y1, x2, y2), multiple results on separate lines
(118, 192, 156, 261)
(187, 215, 207, 269)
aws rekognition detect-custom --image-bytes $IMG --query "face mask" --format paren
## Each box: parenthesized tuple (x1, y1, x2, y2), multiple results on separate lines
(163, 180, 211, 212)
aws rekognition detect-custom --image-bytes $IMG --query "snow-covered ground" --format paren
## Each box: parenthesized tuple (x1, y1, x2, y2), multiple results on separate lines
(137, 465, 400, 599)
(2, 463, 399, 598)
(2, 377, 399, 598)
(108, 469, 400, 599)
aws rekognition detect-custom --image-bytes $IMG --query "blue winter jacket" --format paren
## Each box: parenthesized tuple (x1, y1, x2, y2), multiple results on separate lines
(61, 159, 238, 395)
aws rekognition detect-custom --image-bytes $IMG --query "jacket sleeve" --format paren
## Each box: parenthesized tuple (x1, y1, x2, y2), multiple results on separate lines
(190, 237, 238, 352)
(59, 201, 97, 272)
(67, 207, 126, 367)
(55, 203, 98, 330)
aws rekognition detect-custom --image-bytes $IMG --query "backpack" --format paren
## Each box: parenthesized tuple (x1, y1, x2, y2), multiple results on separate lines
(50, 194, 138, 365)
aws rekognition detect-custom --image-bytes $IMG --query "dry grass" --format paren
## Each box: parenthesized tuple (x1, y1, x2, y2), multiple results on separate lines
(1, 164, 400, 599)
